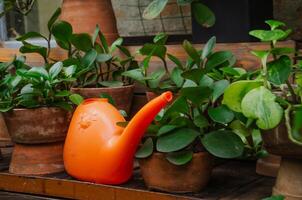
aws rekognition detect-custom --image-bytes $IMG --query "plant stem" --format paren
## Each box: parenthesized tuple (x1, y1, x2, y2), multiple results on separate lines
(106, 62, 111, 81)
(162, 59, 170, 75)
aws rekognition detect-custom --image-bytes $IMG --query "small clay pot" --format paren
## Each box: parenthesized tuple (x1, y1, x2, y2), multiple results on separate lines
(71, 85, 134, 114)
(61, 0, 119, 44)
(0, 113, 13, 147)
(273, 158, 302, 200)
(3, 107, 71, 144)
(9, 143, 65, 175)
(139, 152, 213, 193)
(256, 154, 281, 177)
(262, 122, 302, 159)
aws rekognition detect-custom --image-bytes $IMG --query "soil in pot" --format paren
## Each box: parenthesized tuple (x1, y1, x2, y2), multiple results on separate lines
(61, 0, 118, 44)
(71, 85, 134, 114)
(138, 152, 213, 193)
(256, 154, 281, 177)
(9, 142, 65, 175)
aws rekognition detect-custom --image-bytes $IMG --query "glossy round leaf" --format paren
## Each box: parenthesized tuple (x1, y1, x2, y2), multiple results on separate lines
(156, 128, 199, 153)
(135, 138, 154, 158)
(202, 131, 244, 158)
(208, 105, 234, 124)
(192, 2, 215, 27)
(166, 151, 193, 165)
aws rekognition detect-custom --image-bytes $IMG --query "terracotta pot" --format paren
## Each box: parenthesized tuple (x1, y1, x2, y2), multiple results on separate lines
(9, 143, 65, 175)
(0, 113, 13, 147)
(138, 152, 213, 193)
(262, 122, 302, 159)
(3, 107, 71, 144)
(61, 0, 119, 44)
(256, 154, 281, 177)
(272, 158, 302, 200)
(71, 85, 134, 114)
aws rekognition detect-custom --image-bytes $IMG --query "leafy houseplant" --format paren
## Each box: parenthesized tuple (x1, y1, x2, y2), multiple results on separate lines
(16, 8, 137, 114)
(134, 37, 257, 193)
(0, 0, 36, 17)
(223, 20, 302, 199)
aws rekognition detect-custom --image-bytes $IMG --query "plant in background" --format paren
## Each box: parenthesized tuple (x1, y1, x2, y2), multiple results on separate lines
(16, 8, 138, 89)
(223, 20, 302, 145)
(143, 0, 215, 28)
(0, 0, 36, 17)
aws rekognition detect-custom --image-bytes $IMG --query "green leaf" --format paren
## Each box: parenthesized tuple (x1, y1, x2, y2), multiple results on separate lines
(265, 20, 285, 30)
(52, 20, 73, 45)
(249, 29, 288, 42)
(99, 81, 124, 87)
(143, 0, 169, 20)
(63, 65, 77, 77)
(202, 36, 216, 59)
(158, 125, 179, 136)
(201, 131, 244, 158)
(208, 105, 234, 124)
(206, 51, 234, 70)
(180, 86, 212, 105)
(122, 69, 145, 85)
(199, 75, 214, 87)
(164, 96, 189, 116)
(110, 38, 123, 52)
(98, 29, 109, 53)
(49, 62, 63, 79)
(26, 67, 49, 80)
(135, 138, 154, 158)
(92, 25, 100, 45)
(81, 49, 97, 68)
(148, 68, 166, 89)
(166, 151, 193, 165)
(182, 68, 205, 84)
(55, 90, 71, 97)
(71, 33, 93, 52)
(271, 47, 295, 55)
(96, 54, 112, 62)
(183, 40, 201, 65)
(156, 128, 199, 153)
(17, 32, 47, 41)
(117, 45, 131, 57)
(241, 86, 283, 130)
(171, 67, 184, 87)
(212, 79, 229, 103)
(167, 53, 183, 69)
(267, 55, 291, 85)
(194, 115, 209, 128)
(177, 0, 194, 5)
(262, 195, 285, 200)
(19, 42, 47, 59)
(48, 7, 61, 31)
(192, 2, 215, 27)
(140, 43, 167, 60)
(69, 94, 84, 105)
(153, 32, 168, 45)
(223, 80, 263, 112)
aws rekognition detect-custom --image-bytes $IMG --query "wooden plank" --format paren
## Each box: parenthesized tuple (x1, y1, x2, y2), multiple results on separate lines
(0, 161, 275, 200)
(0, 191, 61, 200)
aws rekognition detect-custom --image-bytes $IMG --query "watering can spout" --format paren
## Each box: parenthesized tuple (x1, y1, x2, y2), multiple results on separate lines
(64, 91, 172, 184)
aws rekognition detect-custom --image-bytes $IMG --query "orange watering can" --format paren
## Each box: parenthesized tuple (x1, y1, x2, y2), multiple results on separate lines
(63, 92, 173, 184)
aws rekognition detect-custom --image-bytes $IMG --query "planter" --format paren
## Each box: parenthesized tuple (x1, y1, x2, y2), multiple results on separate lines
(3, 107, 71, 144)
(9, 143, 64, 175)
(0, 113, 13, 147)
(71, 85, 134, 114)
(61, 0, 118, 44)
(138, 152, 213, 193)
(262, 123, 302, 199)
(3, 107, 71, 175)
(256, 154, 281, 177)
(192, 0, 273, 43)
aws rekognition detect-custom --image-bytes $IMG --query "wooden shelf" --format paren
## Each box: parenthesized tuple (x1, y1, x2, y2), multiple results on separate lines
(0, 153, 275, 200)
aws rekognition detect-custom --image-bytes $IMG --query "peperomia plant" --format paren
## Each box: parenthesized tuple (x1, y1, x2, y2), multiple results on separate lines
(16, 8, 138, 89)
(134, 37, 268, 165)
(143, 0, 215, 28)
(223, 20, 302, 145)
(0, 57, 76, 112)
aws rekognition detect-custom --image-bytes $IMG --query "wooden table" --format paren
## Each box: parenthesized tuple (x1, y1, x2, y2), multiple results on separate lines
(0, 151, 275, 200)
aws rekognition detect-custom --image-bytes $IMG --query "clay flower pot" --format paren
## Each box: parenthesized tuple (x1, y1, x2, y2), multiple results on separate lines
(262, 122, 302, 199)
(3, 107, 71, 144)
(3, 107, 71, 175)
(61, 0, 119, 44)
(256, 154, 281, 177)
(71, 85, 134, 114)
(138, 152, 213, 193)
(0, 113, 13, 147)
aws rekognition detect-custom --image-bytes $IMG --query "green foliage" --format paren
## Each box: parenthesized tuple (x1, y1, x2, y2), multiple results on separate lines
(143, 0, 215, 28)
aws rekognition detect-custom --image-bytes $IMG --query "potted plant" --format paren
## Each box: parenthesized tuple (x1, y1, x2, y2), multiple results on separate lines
(0, 9, 79, 175)
(16, 8, 137, 114)
(223, 20, 302, 199)
(134, 37, 248, 193)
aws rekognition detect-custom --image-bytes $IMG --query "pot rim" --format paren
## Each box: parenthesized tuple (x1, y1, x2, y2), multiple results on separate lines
(7, 106, 67, 112)
(71, 84, 135, 91)
(144, 151, 210, 159)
